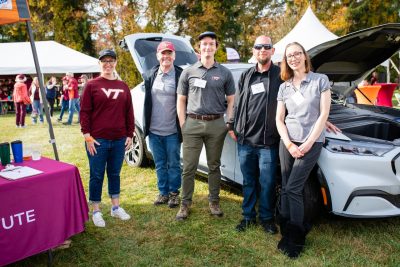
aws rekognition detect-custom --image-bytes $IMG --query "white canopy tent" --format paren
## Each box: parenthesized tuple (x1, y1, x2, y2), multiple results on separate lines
(272, 6, 338, 62)
(249, 6, 338, 63)
(0, 40, 100, 75)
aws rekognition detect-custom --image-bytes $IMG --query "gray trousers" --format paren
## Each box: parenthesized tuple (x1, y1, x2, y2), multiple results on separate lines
(181, 117, 227, 205)
(279, 140, 322, 226)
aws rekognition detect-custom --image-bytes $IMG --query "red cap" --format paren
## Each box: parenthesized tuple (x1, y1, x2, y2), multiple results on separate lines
(157, 41, 175, 53)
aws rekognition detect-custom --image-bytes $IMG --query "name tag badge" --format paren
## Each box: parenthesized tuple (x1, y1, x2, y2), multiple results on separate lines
(251, 83, 265, 95)
(291, 91, 305, 106)
(194, 78, 207, 88)
(153, 81, 164, 90)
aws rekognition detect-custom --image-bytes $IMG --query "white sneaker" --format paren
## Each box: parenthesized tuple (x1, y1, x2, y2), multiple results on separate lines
(92, 212, 105, 227)
(110, 207, 131, 220)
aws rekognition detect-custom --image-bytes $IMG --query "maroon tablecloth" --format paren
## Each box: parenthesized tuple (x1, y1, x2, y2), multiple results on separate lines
(0, 157, 89, 266)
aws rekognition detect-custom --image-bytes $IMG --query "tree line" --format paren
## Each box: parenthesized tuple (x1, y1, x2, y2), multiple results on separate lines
(0, 0, 398, 87)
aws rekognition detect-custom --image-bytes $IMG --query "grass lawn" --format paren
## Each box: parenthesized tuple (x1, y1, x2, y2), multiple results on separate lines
(1, 111, 400, 267)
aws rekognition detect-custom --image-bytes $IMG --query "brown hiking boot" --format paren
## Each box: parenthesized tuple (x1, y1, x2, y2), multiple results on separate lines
(168, 192, 180, 208)
(176, 203, 190, 221)
(209, 201, 223, 217)
(154, 195, 169, 205)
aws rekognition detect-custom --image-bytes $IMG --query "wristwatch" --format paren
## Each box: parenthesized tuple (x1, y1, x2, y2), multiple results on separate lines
(226, 122, 233, 131)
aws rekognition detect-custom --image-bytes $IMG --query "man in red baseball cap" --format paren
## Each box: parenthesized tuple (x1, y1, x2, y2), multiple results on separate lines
(157, 41, 175, 53)
(143, 40, 183, 209)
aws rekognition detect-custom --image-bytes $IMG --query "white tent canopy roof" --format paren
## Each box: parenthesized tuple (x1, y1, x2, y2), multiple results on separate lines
(272, 6, 338, 62)
(249, 6, 338, 63)
(0, 41, 100, 75)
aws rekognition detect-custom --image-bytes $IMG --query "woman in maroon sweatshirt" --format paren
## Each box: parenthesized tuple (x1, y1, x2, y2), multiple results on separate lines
(80, 49, 135, 228)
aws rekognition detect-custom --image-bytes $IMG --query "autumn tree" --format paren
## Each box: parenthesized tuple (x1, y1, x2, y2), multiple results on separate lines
(87, 0, 143, 87)
(346, 0, 400, 33)
(175, 0, 284, 61)
(0, 0, 95, 55)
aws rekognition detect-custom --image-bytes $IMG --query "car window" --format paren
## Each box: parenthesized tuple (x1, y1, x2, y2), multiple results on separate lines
(230, 68, 248, 90)
(134, 38, 198, 72)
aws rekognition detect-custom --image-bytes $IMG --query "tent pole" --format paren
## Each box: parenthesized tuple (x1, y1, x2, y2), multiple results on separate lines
(26, 21, 60, 161)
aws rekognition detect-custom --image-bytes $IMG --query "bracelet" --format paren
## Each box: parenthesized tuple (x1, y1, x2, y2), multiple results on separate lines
(286, 142, 293, 150)
(85, 136, 94, 142)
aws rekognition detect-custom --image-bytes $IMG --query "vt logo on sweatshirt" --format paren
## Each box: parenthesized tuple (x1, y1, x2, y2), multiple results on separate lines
(101, 88, 124, 99)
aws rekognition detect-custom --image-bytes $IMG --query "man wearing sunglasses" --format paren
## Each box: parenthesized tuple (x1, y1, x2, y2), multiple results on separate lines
(227, 35, 282, 234)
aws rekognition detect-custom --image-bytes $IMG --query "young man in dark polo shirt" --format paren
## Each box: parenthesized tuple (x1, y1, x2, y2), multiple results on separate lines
(176, 31, 235, 220)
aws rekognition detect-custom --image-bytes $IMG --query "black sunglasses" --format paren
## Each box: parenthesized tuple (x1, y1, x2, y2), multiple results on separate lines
(253, 44, 272, 50)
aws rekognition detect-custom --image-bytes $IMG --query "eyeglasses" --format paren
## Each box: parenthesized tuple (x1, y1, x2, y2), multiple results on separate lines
(100, 59, 116, 64)
(286, 51, 303, 60)
(253, 44, 272, 50)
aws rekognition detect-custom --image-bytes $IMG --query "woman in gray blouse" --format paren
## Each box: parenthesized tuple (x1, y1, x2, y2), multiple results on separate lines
(275, 42, 331, 259)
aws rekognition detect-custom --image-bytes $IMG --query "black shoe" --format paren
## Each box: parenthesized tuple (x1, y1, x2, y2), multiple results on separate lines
(235, 219, 257, 232)
(284, 223, 306, 259)
(260, 219, 278, 234)
(277, 217, 289, 252)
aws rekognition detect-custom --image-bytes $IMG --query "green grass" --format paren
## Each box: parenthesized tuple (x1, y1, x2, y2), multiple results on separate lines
(1, 112, 400, 267)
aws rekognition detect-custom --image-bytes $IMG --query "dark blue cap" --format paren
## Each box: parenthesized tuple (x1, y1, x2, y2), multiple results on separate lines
(198, 31, 217, 41)
(98, 49, 117, 60)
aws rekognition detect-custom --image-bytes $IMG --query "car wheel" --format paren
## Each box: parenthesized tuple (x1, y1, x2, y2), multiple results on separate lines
(303, 172, 322, 222)
(124, 127, 148, 167)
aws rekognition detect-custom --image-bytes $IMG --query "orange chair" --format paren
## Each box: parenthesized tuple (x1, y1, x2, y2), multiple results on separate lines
(355, 85, 381, 105)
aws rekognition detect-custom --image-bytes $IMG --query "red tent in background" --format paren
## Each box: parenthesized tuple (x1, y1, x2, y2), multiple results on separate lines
(1, 0, 59, 160)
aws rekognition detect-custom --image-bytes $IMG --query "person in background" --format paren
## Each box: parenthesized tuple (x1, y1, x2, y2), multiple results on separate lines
(45, 76, 58, 117)
(276, 42, 331, 258)
(370, 71, 378, 85)
(29, 77, 44, 124)
(0, 86, 7, 100)
(143, 41, 183, 208)
(80, 49, 134, 228)
(0, 82, 9, 115)
(6, 78, 14, 92)
(5, 78, 15, 112)
(57, 77, 70, 122)
(64, 72, 80, 125)
(176, 31, 235, 220)
(79, 74, 89, 97)
(12, 74, 30, 127)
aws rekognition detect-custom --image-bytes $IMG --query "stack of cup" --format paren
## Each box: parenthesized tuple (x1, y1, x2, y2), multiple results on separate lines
(31, 144, 41, 161)
(0, 142, 11, 166)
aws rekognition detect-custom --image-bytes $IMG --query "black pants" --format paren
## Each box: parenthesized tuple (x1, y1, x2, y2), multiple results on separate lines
(46, 97, 55, 117)
(279, 140, 322, 226)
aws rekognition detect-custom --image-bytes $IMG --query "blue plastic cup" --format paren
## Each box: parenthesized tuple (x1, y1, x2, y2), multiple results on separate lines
(11, 140, 23, 163)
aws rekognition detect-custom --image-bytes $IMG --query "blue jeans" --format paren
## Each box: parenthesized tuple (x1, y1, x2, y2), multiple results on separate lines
(149, 132, 181, 195)
(87, 137, 126, 203)
(67, 98, 80, 124)
(75, 98, 81, 122)
(59, 98, 69, 120)
(31, 100, 43, 123)
(238, 143, 278, 221)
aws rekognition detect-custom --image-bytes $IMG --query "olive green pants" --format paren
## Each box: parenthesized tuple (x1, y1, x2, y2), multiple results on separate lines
(181, 117, 227, 205)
